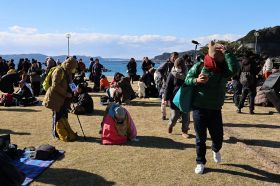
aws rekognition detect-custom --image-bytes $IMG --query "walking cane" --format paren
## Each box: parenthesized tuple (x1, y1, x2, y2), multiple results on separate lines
(72, 103, 86, 140)
(76, 114, 86, 140)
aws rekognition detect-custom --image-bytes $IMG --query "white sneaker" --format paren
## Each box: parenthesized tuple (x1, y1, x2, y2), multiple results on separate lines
(213, 151, 221, 163)
(194, 164, 205, 174)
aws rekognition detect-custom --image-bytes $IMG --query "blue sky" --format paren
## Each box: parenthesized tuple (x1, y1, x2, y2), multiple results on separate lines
(0, 0, 279, 58)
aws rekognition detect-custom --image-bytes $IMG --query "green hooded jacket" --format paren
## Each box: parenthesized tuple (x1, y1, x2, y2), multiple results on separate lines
(185, 52, 240, 110)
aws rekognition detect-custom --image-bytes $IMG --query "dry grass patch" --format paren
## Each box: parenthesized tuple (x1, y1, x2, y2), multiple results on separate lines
(0, 81, 279, 185)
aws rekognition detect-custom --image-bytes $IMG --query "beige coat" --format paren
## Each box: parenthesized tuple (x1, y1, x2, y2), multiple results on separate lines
(44, 57, 77, 112)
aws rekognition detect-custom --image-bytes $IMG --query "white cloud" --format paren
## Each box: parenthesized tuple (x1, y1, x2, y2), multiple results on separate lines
(9, 25, 38, 34)
(0, 26, 243, 58)
(193, 34, 243, 46)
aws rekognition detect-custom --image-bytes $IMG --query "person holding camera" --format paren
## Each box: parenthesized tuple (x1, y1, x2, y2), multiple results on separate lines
(185, 41, 240, 174)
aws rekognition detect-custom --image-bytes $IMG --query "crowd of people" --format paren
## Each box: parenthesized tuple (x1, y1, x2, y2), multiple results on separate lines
(1, 41, 280, 175)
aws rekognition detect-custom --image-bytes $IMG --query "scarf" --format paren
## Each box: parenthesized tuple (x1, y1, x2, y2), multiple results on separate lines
(204, 54, 222, 74)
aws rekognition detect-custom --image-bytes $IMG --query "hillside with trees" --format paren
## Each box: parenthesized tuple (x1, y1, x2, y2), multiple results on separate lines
(154, 26, 280, 60)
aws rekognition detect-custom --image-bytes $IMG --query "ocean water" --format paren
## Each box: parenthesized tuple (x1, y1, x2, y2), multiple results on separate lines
(87, 60, 162, 77)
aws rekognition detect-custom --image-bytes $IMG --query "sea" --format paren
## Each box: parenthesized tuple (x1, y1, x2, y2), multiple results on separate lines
(87, 60, 162, 77)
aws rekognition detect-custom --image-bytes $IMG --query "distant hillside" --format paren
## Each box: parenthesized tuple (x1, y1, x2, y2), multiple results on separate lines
(153, 50, 196, 61)
(0, 54, 127, 65)
(238, 26, 280, 56)
(154, 26, 280, 59)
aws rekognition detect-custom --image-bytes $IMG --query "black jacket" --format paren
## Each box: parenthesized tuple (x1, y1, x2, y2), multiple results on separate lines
(239, 57, 259, 88)
(141, 60, 155, 72)
(164, 72, 185, 110)
(127, 61, 137, 75)
(76, 93, 94, 113)
(0, 73, 20, 94)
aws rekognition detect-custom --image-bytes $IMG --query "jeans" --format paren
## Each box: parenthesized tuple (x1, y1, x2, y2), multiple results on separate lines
(193, 107, 223, 164)
(161, 95, 166, 117)
(238, 86, 256, 112)
(169, 108, 190, 132)
(232, 80, 242, 107)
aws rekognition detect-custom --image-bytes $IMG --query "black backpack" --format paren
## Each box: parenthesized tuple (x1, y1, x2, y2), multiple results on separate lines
(30, 144, 58, 160)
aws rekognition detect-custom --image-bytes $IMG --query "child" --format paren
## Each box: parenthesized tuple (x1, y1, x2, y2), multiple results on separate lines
(100, 75, 110, 92)
(138, 77, 147, 98)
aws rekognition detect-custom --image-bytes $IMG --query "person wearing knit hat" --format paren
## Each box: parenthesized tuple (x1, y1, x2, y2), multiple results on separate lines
(114, 106, 126, 123)
(185, 41, 240, 174)
(44, 56, 78, 142)
(164, 57, 190, 138)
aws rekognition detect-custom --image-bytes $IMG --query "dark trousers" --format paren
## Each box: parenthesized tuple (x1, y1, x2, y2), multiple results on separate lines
(93, 75, 101, 91)
(232, 80, 242, 107)
(31, 81, 41, 97)
(129, 74, 135, 84)
(238, 86, 256, 111)
(193, 107, 223, 164)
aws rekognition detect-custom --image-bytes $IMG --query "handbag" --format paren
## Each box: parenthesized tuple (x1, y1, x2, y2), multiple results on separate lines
(172, 84, 193, 113)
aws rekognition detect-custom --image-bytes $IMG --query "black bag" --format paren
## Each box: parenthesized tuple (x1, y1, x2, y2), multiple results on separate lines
(31, 144, 58, 160)
(0, 134, 10, 151)
(264, 89, 280, 113)
(0, 152, 26, 186)
(261, 72, 280, 91)
(133, 75, 140, 81)
(100, 95, 109, 103)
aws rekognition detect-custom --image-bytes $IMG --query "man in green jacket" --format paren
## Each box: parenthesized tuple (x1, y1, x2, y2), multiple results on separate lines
(185, 41, 240, 174)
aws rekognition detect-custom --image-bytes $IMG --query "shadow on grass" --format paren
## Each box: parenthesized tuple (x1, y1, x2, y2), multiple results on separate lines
(77, 136, 101, 143)
(130, 101, 161, 107)
(36, 168, 115, 186)
(127, 135, 195, 150)
(224, 136, 280, 148)
(205, 164, 280, 184)
(0, 129, 30, 135)
(0, 108, 41, 112)
(89, 93, 105, 98)
(78, 135, 195, 150)
(224, 123, 280, 129)
(93, 109, 106, 116)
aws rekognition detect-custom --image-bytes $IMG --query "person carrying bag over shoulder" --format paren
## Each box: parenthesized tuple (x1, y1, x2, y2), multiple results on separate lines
(43, 57, 79, 142)
(184, 41, 240, 174)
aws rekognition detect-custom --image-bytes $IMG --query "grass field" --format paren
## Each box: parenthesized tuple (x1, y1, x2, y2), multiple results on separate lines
(0, 81, 279, 186)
